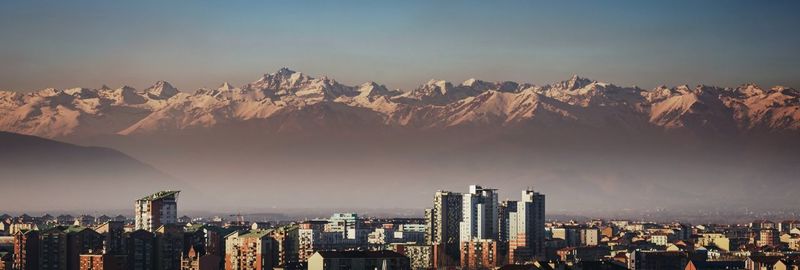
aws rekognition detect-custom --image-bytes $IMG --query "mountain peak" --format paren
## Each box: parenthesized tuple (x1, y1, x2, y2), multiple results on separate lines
(118, 85, 136, 92)
(219, 82, 236, 91)
(357, 82, 389, 98)
(462, 78, 482, 87)
(551, 74, 595, 91)
(275, 67, 297, 76)
(145, 81, 179, 99)
(566, 74, 594, 89)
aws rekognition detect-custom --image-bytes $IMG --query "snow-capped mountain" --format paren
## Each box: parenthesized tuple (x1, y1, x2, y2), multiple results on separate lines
(1, 68, 798, 138)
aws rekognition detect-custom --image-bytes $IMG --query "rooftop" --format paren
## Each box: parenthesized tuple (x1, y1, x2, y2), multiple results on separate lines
(239, 229, 272, 239)
(138, 190, 180, 201)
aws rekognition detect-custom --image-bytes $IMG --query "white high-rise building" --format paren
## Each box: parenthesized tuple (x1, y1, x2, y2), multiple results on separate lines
(509, 189, 545, 262)
(134, 190, 179, 232)
(459, 185, 499, 242)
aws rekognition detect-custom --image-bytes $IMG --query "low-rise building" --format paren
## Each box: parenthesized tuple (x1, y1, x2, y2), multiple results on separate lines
(307, 250, 410, 270)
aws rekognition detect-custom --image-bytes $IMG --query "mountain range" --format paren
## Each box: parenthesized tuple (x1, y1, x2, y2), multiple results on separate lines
(2, 69, 799, 212)
(1, 68, 798, 139)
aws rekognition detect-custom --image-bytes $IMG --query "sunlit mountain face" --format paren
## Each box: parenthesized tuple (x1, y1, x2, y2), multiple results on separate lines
(1, 69, 798, 213)
(2, 69, 798, 138)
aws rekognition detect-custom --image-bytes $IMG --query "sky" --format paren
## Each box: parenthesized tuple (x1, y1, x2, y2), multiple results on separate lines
(1, 1, 799, 92)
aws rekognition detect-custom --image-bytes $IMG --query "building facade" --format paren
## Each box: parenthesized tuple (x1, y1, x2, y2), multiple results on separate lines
(79, 254, 126, 270)
(460, 239, 501, 270)
(135, 190, 180, 232)
(508, 189, 545, 263)
(224, 230, 273, 270)
(425, 190, 462, 266)
(460, 185, 499, 243)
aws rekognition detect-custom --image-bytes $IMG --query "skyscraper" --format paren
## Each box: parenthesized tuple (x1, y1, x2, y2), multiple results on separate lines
(135, 190, 180, 232)
(426, 190, 462, 266)
(499, 200, 518, 243)
(509, 189, 545, 263)
(460, 185, 499, 242)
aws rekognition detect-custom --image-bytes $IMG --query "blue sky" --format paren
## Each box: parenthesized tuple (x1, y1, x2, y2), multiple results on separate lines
(1, 1, 798, 92)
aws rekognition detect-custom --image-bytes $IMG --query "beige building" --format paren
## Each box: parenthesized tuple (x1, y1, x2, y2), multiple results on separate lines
(696, 233, 730, 251)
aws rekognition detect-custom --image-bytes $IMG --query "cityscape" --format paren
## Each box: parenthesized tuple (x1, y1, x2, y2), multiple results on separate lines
(2, 1, 800, 270)
(3, 186, 800, 270)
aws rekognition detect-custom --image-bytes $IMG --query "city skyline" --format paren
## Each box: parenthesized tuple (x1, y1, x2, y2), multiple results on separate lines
(3, 188, 800, 270)
(2, 1, 800, 269)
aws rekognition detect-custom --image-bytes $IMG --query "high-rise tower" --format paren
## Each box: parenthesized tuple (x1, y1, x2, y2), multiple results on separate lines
(459, 185, 499, 242)
(509, 189, 545, 263)
(426, 190, 462, 266)
(134, 190, 180, 232)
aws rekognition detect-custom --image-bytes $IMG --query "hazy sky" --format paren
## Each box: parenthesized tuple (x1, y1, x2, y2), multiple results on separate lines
(1, 1, 798, 92)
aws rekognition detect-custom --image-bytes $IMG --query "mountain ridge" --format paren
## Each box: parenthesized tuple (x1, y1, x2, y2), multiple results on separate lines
(1, 68, 797, 139)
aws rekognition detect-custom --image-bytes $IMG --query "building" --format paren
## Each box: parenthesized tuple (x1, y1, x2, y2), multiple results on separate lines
(779, 220, 800, 233)
(64, 226, 105, 270)
(40, 227, 68, 270)
(631, 251, 688, 270)
(127, 229, 156, 270)
(79, 253, 126, 270)
(298, 220, 328, 263)
(425, 190, 462, 267)
(460, 239, 502, 270)
(327, 213, 360, 239)
(181, 246, 220, 270)
(648, 234, 668, 247)
(156, 224, 184, 270)
(499, 200, 517, 243)
(754, 228, 779, 247)
(94, 221, 126, 256)
(695, 233, 730, 251)
(225, 230, 274, 270)
(135, 190, 180, 232)
(307, 250, 410, 270)
(460, 185, 499, 242)
(508, 189, 545, 263)
(267, 225, 300, 269)
(551, 226, 580, 247)
(13, 230, 40, 270)
(579, 227, 599, 247)
(389, 243, 435, 270)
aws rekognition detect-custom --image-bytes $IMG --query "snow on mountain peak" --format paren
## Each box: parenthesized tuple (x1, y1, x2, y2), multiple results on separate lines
(275, 67, 296, 76)
(1, 69, 798, 138)
(564, 74, 594, 90)
(357, 82, 389, 98)
(219, 82, 236, 91)
(144, 81, 179, 100)
(462, 78, 481, 86)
